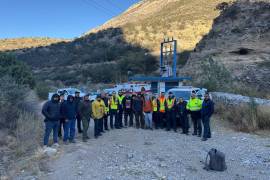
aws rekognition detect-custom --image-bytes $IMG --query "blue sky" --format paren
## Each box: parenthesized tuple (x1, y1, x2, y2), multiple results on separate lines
(0, 0, 139, 39)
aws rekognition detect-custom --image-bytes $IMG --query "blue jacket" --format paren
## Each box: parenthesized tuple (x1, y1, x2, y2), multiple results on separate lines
(61, 95, 77, 120)
(132, 97, 143, 112)
(201, 99, 214, 118)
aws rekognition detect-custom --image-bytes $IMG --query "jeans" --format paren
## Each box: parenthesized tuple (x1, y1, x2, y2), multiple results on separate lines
(144, 112, 153, 128)
(110, 110, 118, 128)
(202, 116, 211, 138)
(63, 119, 76, 142)
(44, 121, 59, 146)
(82, 117, 90, 139)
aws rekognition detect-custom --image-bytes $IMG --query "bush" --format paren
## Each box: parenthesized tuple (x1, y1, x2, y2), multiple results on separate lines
(35, 82, 51, 100)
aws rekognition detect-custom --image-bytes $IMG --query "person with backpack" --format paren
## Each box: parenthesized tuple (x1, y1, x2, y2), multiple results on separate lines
(42, 94, 61, 147)
(201, 92, 214, 141)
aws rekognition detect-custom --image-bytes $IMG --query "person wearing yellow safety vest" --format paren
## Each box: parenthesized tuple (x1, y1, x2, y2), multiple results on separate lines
(186, 91, 203, 137)
(157, 92, 167, 129)
(152, 96, 159, 129)
(109, 91, 119, 129)
(92, 94, 106, 139)
(101, 92, 109, 131)
(122, 92, 133, 127)
(166, 92, 177, 132)
(117, 90, 125, 128)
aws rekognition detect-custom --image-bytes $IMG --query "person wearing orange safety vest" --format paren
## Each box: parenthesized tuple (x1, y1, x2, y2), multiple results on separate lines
(109, 91, 119, 129)
(152, 96, 159, 129)
(166, 92, 177, 132)
(157, 92, 167, 129)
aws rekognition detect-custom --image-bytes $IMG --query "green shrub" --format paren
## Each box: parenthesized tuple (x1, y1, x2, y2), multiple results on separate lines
(35, 82, 51, 100)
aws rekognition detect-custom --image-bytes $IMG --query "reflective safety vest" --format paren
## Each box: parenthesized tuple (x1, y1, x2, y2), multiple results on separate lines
(186, 98, 202, 111)
(110, 97, 118, 110)
(159, 97, 165, 112)
(167, 98, 175, 109)
(152, 99, 158, 112)
(118, 95, 125, 105)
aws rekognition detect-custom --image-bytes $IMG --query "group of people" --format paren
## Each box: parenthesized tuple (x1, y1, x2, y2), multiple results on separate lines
(42, 89, 214, 148)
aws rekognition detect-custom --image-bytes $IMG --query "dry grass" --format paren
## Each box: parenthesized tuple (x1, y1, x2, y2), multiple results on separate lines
(215, 101, 270, 132)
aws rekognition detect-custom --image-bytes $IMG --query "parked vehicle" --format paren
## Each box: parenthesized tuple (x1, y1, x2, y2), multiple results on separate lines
(48, 88, 86, 100)
(104, 83, 151, 94)
(166, 86, 209, 101)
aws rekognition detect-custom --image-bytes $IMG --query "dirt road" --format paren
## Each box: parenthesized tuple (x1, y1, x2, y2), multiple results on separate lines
(18, 118, 270, 180)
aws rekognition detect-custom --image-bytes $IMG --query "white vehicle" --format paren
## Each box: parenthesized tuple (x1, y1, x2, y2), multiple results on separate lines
(166, 86, 209, 101)
(104, 83, 151, 94)
(48, 88, 86, 100)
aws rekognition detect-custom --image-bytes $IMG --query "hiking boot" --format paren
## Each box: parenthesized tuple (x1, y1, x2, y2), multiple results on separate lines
(63, 141, 69, 145)
(69, 140, 76, 143)
(192, 133, 197, 136)
(82, 139, 87, 142)
(201, 138, 207, 141)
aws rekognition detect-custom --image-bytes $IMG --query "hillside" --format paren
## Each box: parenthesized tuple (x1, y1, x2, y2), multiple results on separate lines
(0, 37, 69, 52)
(86, 0, 232, 52)
(7, 0, 230, 86)
(182, 0, 270, 98)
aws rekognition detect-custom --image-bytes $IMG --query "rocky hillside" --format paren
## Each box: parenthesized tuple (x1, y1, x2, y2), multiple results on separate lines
(182, 0, 270, 98)
(0, 37, 68, 52)
(86, 0, 232, 52)
(8, 0, 230, 86)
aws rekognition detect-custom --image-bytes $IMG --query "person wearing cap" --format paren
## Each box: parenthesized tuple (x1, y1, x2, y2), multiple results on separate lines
(92, 94, 106, 138)
(166, 92, 177, 132)
(123, 92, 133, 127)
(74, 91, 83, 134)
(62, 95, 77, 143)
(42, 93, 61, 147)
(201, 92, 214, 141)
(186, 91, 203, 137)
(78, 94, 92, 142)
(132, 92, 144, 129)
(109, 91, 119, 129)
(157, 92, 167, 129)
(58, 93, 66, 137)
(101, 92, 110, 131)
(176, 97, 189, 134)
(117, 90, 125, 128)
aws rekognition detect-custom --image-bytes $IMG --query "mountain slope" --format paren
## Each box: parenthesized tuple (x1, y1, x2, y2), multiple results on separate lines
(0, 37, 69, 52)
(8, 0, 230, 86)
(182, 0, 270, 97)
(86, 0, 232, 52)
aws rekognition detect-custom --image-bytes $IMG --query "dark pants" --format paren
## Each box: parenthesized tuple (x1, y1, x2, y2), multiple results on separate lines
(180, 114, 189, 134)
(124, 110, 133, 126)
(110, 110, 118, 128)
(134, 111, 144, 128)
(44, 121, 59, 146)
(76, 114, 82, 133)
(152, 111, 159, 129)
(202, 116, 211, 138)
(99, 118, 104, 132)
(118, 107, 123, 127)
(82, 117, 90, 139)
(190, 111, 202, 135)
(63, 119, 76, 142)
(58, 118, 65, 137)
(166, 111, 176, 131)
(158, 112, 166, 129)
(103, 115, 109, 130)
(94, 119, 102, 137)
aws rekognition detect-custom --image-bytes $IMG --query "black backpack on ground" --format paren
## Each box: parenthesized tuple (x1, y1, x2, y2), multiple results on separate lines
(204, 148, 227, 171)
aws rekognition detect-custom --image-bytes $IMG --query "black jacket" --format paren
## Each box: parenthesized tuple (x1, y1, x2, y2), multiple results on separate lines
(123, 96, 133, 112)
(176, 101, 188, 116)
(78, 100, 92, 119)
(42, 94, 61, 122)
(62, 95, 77, 120)
(132, 97, 143, 113)
(201, 99, 214, 118)
(74, 96, 82, 113)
